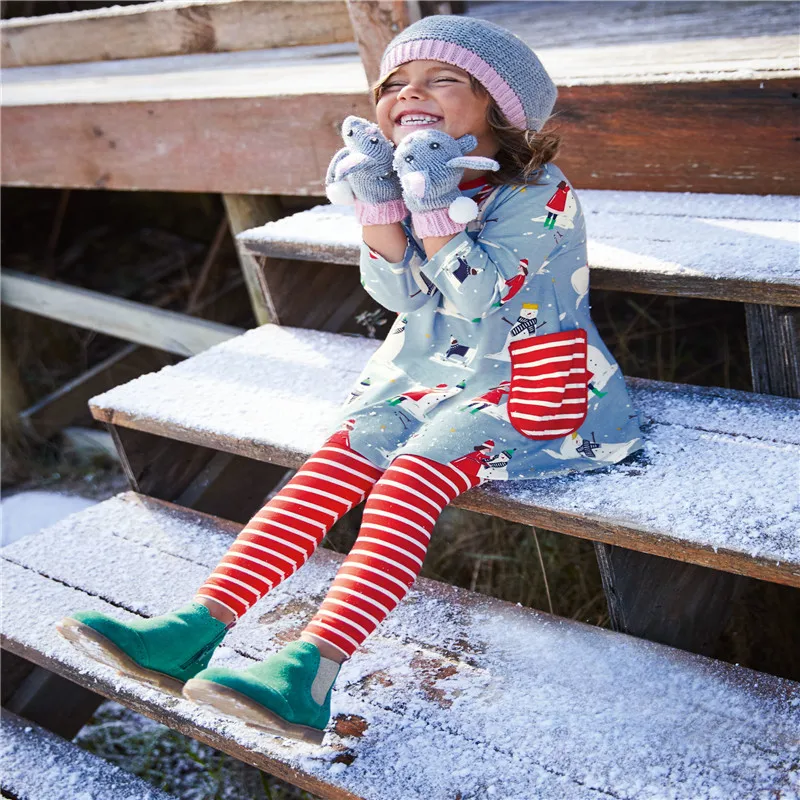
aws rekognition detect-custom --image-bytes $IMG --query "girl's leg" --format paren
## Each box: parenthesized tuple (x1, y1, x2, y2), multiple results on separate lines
(195, 433, 384, 623)
(56, 431, 383, 693)
(298, 453, 481, 660)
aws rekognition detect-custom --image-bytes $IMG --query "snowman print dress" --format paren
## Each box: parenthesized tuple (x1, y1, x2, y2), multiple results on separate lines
(331, 164, 646, 485)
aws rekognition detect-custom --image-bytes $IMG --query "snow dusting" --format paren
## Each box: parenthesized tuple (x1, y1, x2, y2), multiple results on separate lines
(89, 323, 800, 575)
(238, 192, 800, 289)
(2, 493, 798, 799)
(1, 708, 175, 800)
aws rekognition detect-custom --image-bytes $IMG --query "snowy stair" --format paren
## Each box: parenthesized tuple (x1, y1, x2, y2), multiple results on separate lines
(236, 193, 800, 306)
(1, 492, 798, 800)
(87, 322, 800, 588)
(0, 709, 177, 800)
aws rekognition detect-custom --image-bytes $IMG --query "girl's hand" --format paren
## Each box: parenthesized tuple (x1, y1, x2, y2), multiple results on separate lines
(392, 129, 500, 238)
(325, 116, 407, 225)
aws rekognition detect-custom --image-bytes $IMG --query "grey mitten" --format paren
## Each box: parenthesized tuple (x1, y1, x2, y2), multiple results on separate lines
(325, 116, 408, 225)
(393, 130, 500, 238)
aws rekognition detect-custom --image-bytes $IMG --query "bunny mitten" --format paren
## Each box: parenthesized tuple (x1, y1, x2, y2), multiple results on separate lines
(393, 130, 500, 238)
(325, 116, 408, 226)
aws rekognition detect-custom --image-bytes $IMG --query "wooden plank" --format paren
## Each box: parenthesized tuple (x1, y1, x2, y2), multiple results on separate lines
(19, 343, 175, 440)
(0, 271, 244, 356)
(1, 0, 355, 68)
(110, 425, 220, 502)
(2, 63, 796, 194)
(220, 194, 280, 325)
(85, 323, 800, 588)
(345, 0, 419, 88)
(593, 542, 743, 657)
(746, 303, 800, 397)
(237, 199, 800, 308)
(1, 492, 797, 800)
(2, 665, 104, 742)
(1, 709, 178, 800)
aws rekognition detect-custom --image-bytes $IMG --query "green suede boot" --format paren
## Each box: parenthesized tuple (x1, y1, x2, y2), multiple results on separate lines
(183, 640, 343, 744)
(56, 601, 233, 696)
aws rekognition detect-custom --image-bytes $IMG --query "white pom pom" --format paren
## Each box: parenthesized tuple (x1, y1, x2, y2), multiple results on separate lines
(448, 196, 479, 224)
(326, 181, 355, 206)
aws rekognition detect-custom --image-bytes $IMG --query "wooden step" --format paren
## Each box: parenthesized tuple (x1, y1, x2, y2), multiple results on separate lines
(87, 322, 800, 587)
(237, 193, 800, 307)
(1, 492, 797, 799)
(3, 2, 797, 194)
(0, 708, 177, 800)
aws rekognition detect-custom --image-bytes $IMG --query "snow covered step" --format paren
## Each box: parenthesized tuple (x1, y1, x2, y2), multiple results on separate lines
(88, 323, 800, 588)
(0, 709, 176, 800)
(2, 492, 798, 800)
(237, 193, 800, 307)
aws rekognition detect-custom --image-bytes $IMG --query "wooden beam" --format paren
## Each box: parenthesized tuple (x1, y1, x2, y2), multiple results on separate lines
(221, 194, 282, 325)
(3, 77, 796, 195)
(1, 0, 355, 67)
(745, 304, 800, 397)
(345, 0, 420, 88)
(1, 270, 244, 356)
(19, 343, 175, 441)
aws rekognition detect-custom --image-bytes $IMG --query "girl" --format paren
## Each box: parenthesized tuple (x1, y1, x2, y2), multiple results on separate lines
(57, 15, 645, 746)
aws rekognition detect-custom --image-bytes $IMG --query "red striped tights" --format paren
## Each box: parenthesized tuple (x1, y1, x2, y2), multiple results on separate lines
(194, 430, 480, 661)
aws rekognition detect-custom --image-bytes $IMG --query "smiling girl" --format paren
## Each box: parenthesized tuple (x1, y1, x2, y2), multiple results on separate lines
(57, 15, 645, 746)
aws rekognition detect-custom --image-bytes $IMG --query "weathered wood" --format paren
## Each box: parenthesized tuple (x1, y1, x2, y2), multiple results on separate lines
(87, 323, 800, 588)
(109, 425, 220, 503)
(172, 448, 289, 524)
(237, 199, 800, 308)
(345, 0, 419, 88)
(1, 0, 355, 68)
(593, 542, 743, 657)
(253, 254, 369, 331)
(3, 69, 796, 194)
(1, 709, 178, 800)
(2, 492, 798, 800)
(745, 303, 800, 397)
(19, 344, 175, 440)
(2, 663, 104, 741)
(0, 270, 244, 356)
(221, 194, 280, 325)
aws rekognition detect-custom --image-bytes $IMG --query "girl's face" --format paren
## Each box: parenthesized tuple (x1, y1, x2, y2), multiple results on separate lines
(376, 60, 498, 162)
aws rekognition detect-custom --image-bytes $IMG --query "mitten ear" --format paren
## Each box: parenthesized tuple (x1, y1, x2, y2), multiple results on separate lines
(447, 156, 501, 172)
(456, 134, 478, 154)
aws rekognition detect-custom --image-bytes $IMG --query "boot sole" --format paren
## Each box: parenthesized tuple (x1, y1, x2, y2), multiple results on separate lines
(182, 678, 327, 745)
(55, 617, 186, 697)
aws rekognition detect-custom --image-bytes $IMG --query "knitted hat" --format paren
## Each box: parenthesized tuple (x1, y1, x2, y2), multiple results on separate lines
(378, 15, 557, 132)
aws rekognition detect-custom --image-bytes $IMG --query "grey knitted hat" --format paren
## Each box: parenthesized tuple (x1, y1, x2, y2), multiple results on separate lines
(378, 15, 557, 132)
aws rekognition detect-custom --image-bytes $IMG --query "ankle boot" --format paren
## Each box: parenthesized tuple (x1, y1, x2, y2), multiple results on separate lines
(56, 601, 232, 695)
(183, 640, 342, 744)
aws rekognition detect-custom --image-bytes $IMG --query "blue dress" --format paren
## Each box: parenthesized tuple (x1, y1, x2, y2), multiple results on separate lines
(331, 164, 646, 485)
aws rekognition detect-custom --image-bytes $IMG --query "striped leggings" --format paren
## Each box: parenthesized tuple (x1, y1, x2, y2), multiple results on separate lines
(195, 429, 480, 660)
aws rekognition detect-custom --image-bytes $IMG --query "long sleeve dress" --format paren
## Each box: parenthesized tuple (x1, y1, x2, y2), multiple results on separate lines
(330, 164, 646, 485)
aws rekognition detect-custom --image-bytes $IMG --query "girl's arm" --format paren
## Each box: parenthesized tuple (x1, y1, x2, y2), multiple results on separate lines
(359, 221, 431, 313)
(417, 186, 575, 322)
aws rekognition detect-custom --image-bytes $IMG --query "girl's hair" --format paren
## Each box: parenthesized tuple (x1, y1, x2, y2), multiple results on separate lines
(372, 70, 562, 187)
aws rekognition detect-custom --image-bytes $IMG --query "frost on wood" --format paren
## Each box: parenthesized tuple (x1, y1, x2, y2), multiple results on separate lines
(89, 323, 800, 571)
(1, 493, 799, 800)
(237, 191, 800, 288)
(1, 710, 175, 800)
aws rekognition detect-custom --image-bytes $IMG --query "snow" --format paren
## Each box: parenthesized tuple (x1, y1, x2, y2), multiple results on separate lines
(1, 709, 175, 800)
(89, 323, 800, 575)
(1, 491, 98, 546)
(2, 492, 799, 799)
(238, 192, 800, 288)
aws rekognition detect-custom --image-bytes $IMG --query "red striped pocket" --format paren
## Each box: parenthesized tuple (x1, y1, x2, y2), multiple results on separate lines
(507, 328, 590, 440)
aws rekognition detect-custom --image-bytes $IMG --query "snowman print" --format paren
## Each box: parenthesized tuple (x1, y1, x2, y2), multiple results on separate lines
(485, 303, 546, 361)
